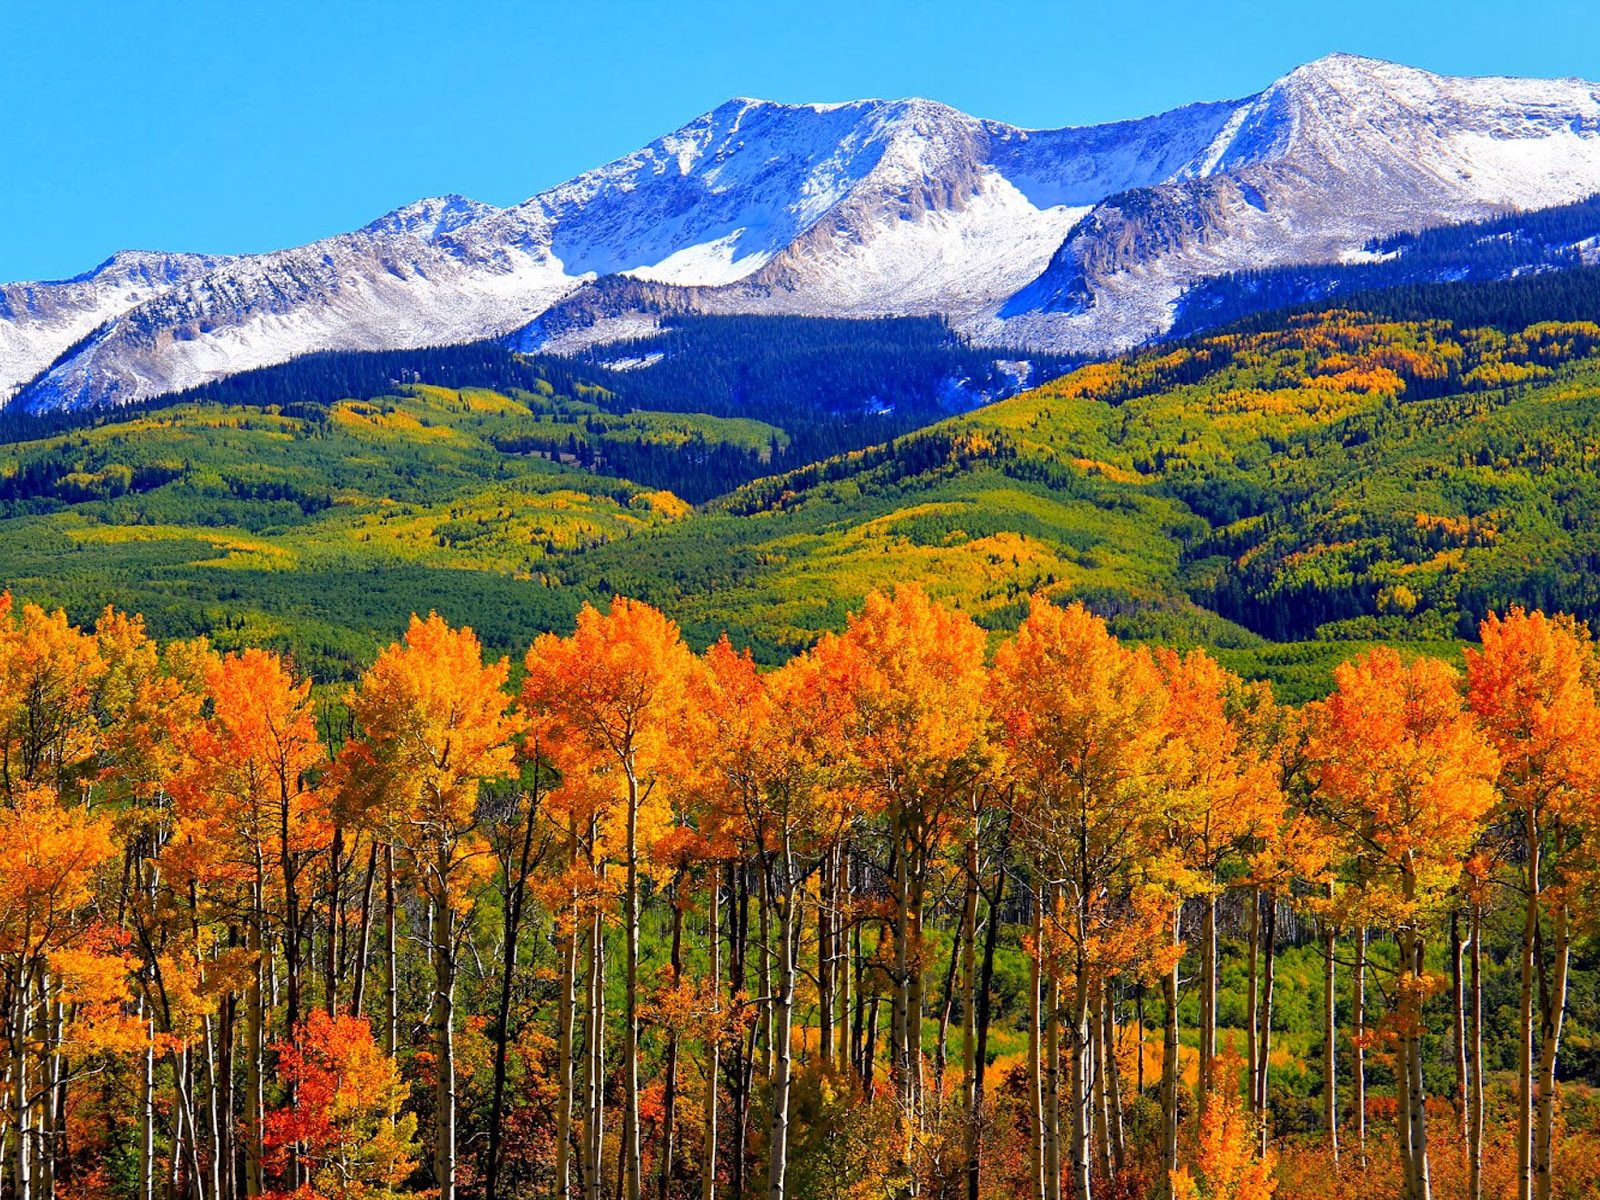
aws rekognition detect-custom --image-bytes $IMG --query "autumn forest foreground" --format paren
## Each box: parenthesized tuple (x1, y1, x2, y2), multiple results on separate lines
(0, 583, 1596, 1200)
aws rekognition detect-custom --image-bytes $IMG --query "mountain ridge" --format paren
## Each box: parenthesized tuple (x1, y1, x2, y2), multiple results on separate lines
(11, 53, 1600, 411)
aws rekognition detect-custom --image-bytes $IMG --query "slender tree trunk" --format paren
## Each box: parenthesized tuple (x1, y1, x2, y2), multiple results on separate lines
(730, 865, 750, 1200)
(1517, 813, 1539, 1200)
(488, 784, 540, 1200)
(1103, 984, 1125, 1174)
(351, 843, 379, 1020)
(908, 838, 929, 1138)
(1534, 891, 1570, 1200)
(1255, 895, 1277, 1157)
(585, 886, 606, 1200)
(1044, 966, 1062, 1200)
(432, 871, 458, 1200)
(555, 820, 579, 1200)
(244, 890, 264, 1200)
(825, 844, 838, 1068)
(1401, 922, 1433, 1200)
(967, 831, 1004, 1200)
(1160, 907, 1181, 1199)
(960, 817, 979, 1192)
(1090, 989, 1112, 1193)
(660, 880, 684, 1200)
(892, 804, 913, 1165)
(1354, 925, 1367, 1166)
(836, 847, 852, 1079)
(1468, 903, 1485, 1200)
(1246, 890, 1260, 1118)
(279, 786, 303, 1041)
(1323, 905, 1339, 1163)
(759, 875, 774, 1081)
(624, 768, 643, 1200)
(1028, 883, 1046, 1200)
(325, 823, 344, 1016)
(766, 861, 798, 1200)
(934, 913, 963, 1102)
(1451, 910, 1468, 1146)
(141, 1002, 154, 1200)
(1199, 892, 1217, 1103)
(384, 844, 398, 1059)
(704, 866, 721, 1200)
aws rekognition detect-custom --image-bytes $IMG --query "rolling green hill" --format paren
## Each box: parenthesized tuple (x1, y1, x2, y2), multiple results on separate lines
(8, 289, 1600, 698)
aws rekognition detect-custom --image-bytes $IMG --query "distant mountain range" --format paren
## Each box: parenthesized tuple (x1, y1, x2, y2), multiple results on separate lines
(9, 53, 1600, 412)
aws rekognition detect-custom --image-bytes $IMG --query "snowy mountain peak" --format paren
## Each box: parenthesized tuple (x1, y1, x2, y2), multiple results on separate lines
(13, 55, 1600, 410)
(361, 194, 499, 241)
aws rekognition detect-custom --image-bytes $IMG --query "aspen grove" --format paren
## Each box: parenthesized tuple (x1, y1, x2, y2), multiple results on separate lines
(1, 587, 1598, 1200)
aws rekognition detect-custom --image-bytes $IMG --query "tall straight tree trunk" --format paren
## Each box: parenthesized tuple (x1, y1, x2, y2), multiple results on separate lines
(660, 880, 685, 1200)
(555, 819, 580, 1200)
(1354, 926, 1367, 1166)
(488, 783, 540, 1200)
(1517, 813, 1540, 1200)
(1323, 905, 1339, 1163)
(1534, 890, 1571, 1200)
(968, 831, 1005, 1200)
(933, 917, 963, 1101)
(1451, 911, 1468, 1145)
(584, 892, 606, 1200)
(1044, 969, 1062, 1200)
(384, 844, 399, 1059)
(1255, 896, 1277, 1157)
(1090, 990, 1112, 1193)
(219, 959, 236, 1200)
(818, 850, 835, 1068)
(703, 866, 721, 1200)
(908, 839, 929, 1131)
(350, 844, 379, 1020)
(1103, 985, 1125, 1174)
(766, 856, 798, 1200)
(960, 816, 979, 1185)
(1400, 927, 1433, 1200)
(1160, 907, 1182, 1199)
(1468, 903, 1485, 1200)
(431, 869, 458, 1200)
(759, 877, 774, 1081)
(1028, 882, 1046, 1200)
(730, 865, 750, 1200)
(1199, 893, 1217, 1102)
(279, 783, 303, 1041)
(244, 881, 265, 1200)
(1246, 891, 1260, 1118)
(325, 824, 344, 1016)
(892, 805, 913, 1157)
(623, 769, 643, 1200)
(836, 847, 853, 1078)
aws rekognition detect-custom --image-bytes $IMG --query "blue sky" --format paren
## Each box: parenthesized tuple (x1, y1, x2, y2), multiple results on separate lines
(5, 0, 1600, 281)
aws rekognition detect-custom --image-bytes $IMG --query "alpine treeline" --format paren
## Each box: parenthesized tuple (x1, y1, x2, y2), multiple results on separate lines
(0, 316, 1061, 505)
(2, 586, 1597, 1200)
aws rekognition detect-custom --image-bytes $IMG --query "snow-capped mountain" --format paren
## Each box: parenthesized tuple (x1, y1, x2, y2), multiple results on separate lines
(10, 53, 1600, 411)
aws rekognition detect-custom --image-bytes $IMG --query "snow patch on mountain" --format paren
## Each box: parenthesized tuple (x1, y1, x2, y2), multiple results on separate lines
(13, 54, 1600, 409)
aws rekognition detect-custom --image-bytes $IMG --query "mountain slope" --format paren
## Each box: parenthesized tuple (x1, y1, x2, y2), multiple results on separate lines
(11, 270, 1600, 696)
(11, 54, 1600, 412)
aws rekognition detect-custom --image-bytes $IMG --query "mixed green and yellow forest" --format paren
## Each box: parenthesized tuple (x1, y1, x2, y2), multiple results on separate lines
(8, 299, 1600, 697)
(6, 283, 1600, 1200)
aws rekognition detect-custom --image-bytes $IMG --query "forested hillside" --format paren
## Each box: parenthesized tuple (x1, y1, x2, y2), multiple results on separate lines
(14, 271, 1600, 696)
(1168, 194, 1600, 338)
(0, 586, 1595, 1200)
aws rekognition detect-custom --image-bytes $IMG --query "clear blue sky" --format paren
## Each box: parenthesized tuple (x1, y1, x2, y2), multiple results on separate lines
(5, 0, 1600, 282)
